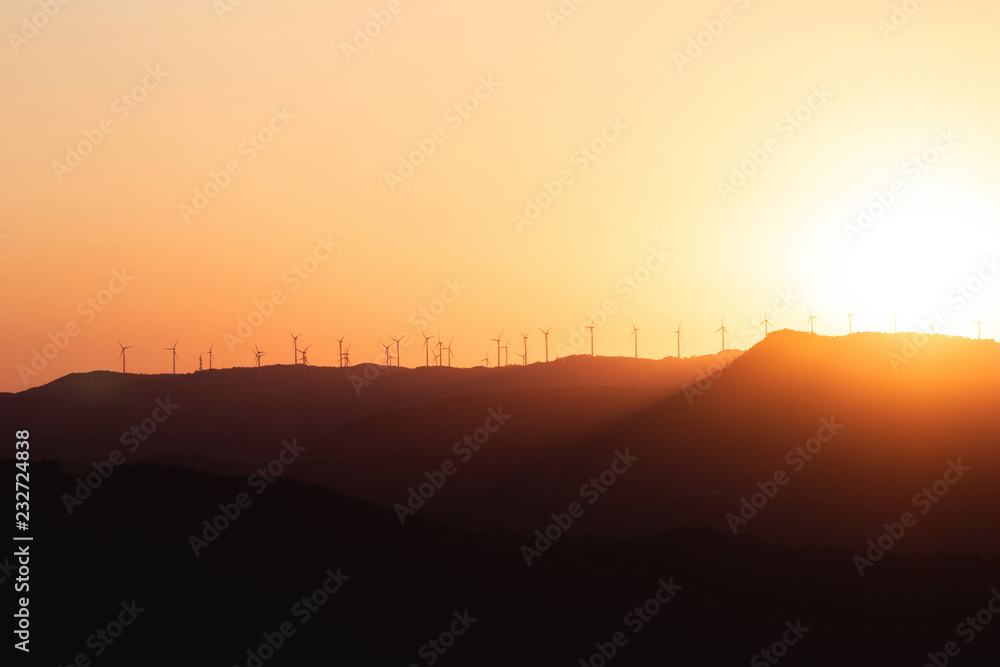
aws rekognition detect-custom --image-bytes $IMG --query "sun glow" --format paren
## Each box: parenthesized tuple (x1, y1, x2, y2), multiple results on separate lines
(797, 178, 1000, 335)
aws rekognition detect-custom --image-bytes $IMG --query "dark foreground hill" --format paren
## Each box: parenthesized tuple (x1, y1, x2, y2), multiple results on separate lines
(9, 459, 1000, 667)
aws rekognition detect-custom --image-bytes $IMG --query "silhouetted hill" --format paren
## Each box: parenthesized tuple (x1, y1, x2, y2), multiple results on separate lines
(13, 458, 1000, 666)
(0, 352, 739, 470)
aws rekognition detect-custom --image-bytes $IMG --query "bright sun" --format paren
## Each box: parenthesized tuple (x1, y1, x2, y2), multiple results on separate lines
(798, 179, 1000, 335)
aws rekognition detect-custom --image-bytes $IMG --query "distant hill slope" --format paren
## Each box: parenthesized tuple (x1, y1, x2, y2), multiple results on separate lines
(289, 331, 1000, 558)
(0, 352, 739, 470)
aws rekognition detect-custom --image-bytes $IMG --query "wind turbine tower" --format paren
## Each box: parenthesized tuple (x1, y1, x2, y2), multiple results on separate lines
(164, 340, 178, 374)
(714, 318, 729, 352)
(539, 327, 552, 363)
(117, 339, 132, 374)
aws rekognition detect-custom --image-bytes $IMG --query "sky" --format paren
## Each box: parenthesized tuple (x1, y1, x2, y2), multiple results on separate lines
(3, 0, 1000, 390)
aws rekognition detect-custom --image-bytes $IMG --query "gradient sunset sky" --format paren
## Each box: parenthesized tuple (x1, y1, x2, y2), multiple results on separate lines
(3, 0, 1000, 390)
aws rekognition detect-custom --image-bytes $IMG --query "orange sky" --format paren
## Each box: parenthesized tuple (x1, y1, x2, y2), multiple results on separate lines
(3, 0, 1000, 390)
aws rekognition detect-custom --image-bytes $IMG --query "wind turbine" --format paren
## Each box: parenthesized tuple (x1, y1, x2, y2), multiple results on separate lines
(342, 344, 351, 367)
(290, 331, 301, 365)
(252, 343, 266, 381)
(973, 316, 983, 339)
(445, 338, 454, 367)
(520, 331, 529, 366)
(164, 340, 178, 374)
(628, 319, 640, 358)
(337, 336, 345, 368)
(421, 331, 433, 367)
(846, 309, 855, 335)
(758, 310, 772, 337)
(203, 343, 214, 370)
(539, 327, 552, 363)
(117, 339, 132, 373)
(807, 308, 820, 334)
(490, 331, 503, 368)
(390, 335, 402, 368)
(672, 321, 683, 358)
(300, 344, 311, 366)
(436, 333, 444, 368)
(502, 337, 511, 366)
(586, 318, 595, 356)
(380, 340, 392, 367)
(479, 350, 490, 368)
(714, 318, 728, 352)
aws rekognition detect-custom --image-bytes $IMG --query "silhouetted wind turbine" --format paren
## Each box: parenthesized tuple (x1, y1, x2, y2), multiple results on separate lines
(758, 310, 772, 336)
(290, 331, 300, 365)
(539, 327, 552, 363)
(117, 339, 132, 373)
(586, 318, 595, 356)
(973, 316, 983, 339)
(807, 308, 820, 334)
(502, 337, 511, 366)
(672, 321, 683, 358)
(421, 331, 432, 367)
(479, 350, 490, 368)
(846, 309, 855, 335)
(300, 344, 311, 366)
(342, 344, 351, 367)
(389, 335, 402, 368)
(203, 343, 213, 370)
(337, 336, 345, 368)
(628, 319, 640, 358)
(714, 318, 728, 352)
(445, 338, 454, 367)
(164, 340, 178, 374)
(490, 331, 503, 367)
(380, 340, 392, 367)
(436, 333, 444, 368)
(252, 343, 266, 381)
(520, 331, 529, 366)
